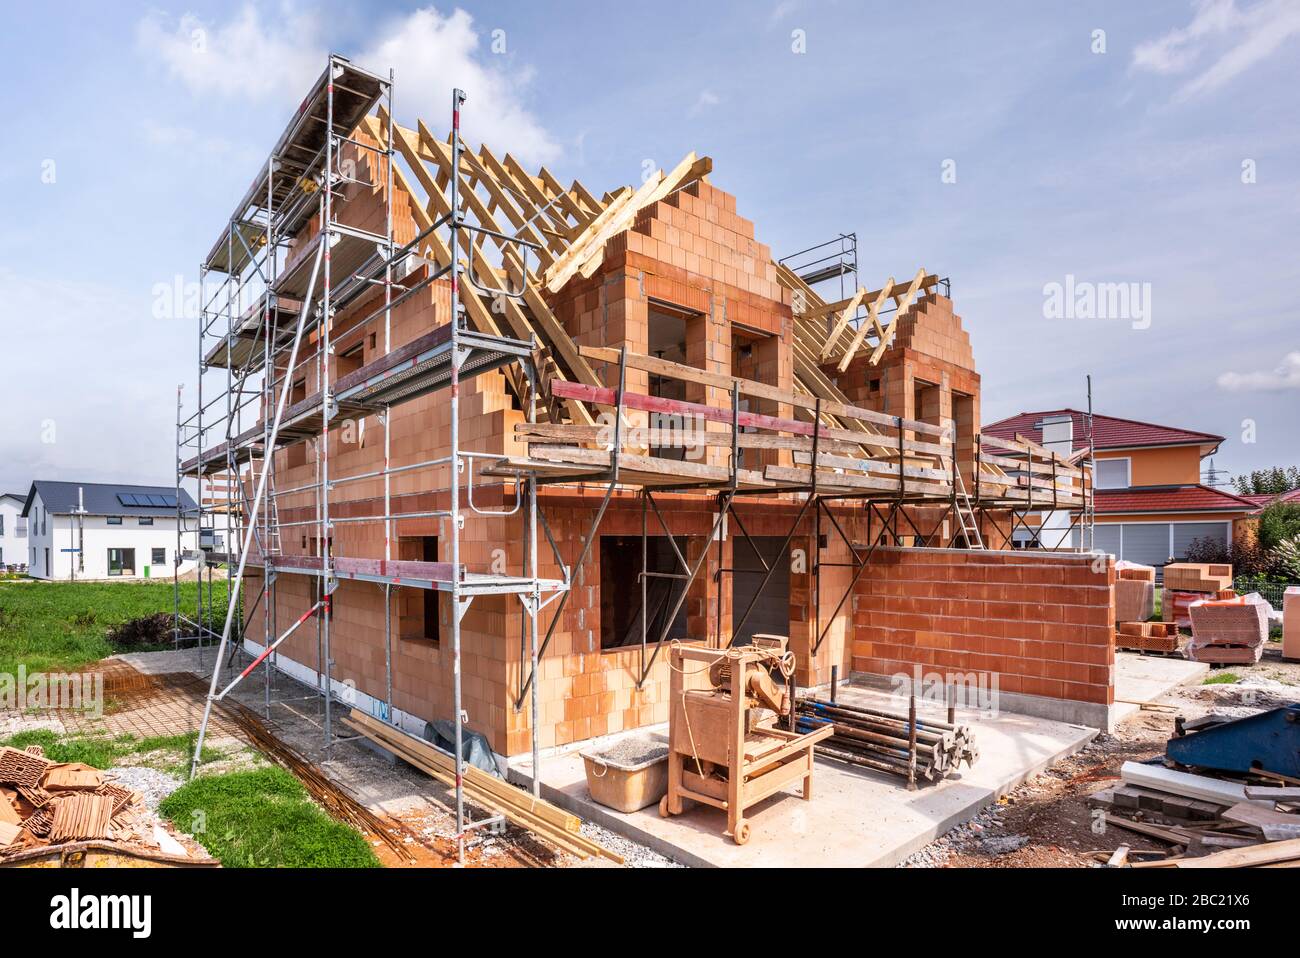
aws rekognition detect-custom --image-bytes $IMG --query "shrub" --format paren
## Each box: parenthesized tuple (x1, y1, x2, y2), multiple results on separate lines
(1184, 536, 1277, 577)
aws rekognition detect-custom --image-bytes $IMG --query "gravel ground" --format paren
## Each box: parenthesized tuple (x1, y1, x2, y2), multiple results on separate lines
(104, 766, 184, 811)
(0, 714, 64, 739)
(578, 820, 683, 868)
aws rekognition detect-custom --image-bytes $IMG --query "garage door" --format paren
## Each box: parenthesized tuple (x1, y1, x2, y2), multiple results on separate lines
(1172, 522, 1229, 559)
(1093, 525, 1121, 558)
(1120, 523, 1172, 568)
(730, 536, 790, 646)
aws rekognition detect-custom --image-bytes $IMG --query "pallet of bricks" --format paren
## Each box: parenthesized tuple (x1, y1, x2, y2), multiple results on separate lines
(1185, 593, 1270, 665)
(1113, 562, 1169, 653)
(1116, 620, 1181, 655)
(1162, 562, 1234, 629)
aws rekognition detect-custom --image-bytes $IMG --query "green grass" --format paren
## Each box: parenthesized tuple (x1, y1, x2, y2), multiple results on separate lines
(0, 728, 222, 772)
(136, 731, 222, 775)
(0, 579, 231, 675)
(159, 767, 380, 868)
(1203, 671, 1241, 685)
(0, 728, 140, 767)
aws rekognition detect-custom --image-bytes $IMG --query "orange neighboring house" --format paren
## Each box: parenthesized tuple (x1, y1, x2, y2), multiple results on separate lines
(982, 410, 1259, 568)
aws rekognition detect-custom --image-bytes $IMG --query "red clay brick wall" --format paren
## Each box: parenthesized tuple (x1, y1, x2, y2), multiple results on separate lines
(852, 548, 1116, 705)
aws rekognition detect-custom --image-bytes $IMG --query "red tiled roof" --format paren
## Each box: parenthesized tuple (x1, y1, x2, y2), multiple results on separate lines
(1243, 488, 1300, 512)
(982, 409, 1223, 451)
(1095, 484, 1259, 515)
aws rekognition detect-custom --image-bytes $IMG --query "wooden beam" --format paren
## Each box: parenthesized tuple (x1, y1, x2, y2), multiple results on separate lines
(857, 267, 927, 371)
(820, 286, 866, 359)
(578, 344, 950, 440)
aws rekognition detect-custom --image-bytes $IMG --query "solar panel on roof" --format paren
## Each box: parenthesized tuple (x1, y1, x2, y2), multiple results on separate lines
(117, 493, 139, 506)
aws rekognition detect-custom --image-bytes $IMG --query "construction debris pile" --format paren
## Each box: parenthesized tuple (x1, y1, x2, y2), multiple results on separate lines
(796, 697, 978, 784)
(0, 745, 208, 865)
(1089, 703, 1300, 868)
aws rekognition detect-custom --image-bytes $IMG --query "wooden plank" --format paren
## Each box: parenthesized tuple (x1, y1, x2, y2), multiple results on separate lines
(515, 422, 860, 454)
(341, 716, 614, 861)
(1104, 812, 1190, 846)
(766, 464, 951, 496)
(530, 446, 767, 486)
(1175, 837, 1300, 868)
(344, 710, 624, 863)
(792, 450, 952, 484)
(578, 345, 950, 440)
(1223, 802, 1300, 840)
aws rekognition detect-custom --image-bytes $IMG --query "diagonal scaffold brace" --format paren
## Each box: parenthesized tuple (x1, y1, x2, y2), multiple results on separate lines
(189, 238, 326, 778)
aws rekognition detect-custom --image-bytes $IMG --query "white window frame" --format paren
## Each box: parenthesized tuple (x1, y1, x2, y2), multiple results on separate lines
(1095, 456, 1131, 490)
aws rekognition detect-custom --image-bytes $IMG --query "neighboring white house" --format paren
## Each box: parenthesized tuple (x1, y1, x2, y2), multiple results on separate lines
(0, 492, 28, 570)
(22, 481, 200, 581)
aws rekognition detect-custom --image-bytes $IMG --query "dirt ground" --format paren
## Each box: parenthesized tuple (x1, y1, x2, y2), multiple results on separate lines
(902, 646, 1300, 867)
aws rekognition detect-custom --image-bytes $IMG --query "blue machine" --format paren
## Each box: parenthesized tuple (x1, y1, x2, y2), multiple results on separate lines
(1165, 703, 1300, 778)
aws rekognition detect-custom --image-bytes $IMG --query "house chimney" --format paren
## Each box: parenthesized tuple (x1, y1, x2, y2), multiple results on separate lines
(1038, 414, 1074, 455)
(78, 487, 84, 513)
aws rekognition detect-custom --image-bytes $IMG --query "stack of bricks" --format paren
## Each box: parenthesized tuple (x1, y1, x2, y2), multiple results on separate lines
(1114, 561, 1156, 623)
(1115, 620, 1180, 654)
(852, 547, 1115, 706)
(1283, 586, 1300, 663)
(1162, 562, 1234, 629)
(1186, 594, 1269, 665)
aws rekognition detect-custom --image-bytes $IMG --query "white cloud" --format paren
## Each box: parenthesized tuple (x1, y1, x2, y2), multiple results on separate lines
(689, 90, 721, 117)
(1217, 351, 1300, 391)
(1132, 0, 1300, 100)
(134, 4, 559, 165)
(135, 5, 321, 101)
(358, 7, 559, 165)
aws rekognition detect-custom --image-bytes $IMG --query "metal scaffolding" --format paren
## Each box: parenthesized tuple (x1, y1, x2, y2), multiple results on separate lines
(177, 57, 568, 862)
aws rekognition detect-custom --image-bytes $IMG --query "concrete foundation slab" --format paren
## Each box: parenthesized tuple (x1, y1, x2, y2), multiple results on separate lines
(509, 683, 1097, 867)
(1112, 652, 1209, 724)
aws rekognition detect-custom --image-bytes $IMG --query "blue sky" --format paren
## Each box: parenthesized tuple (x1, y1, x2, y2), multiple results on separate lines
(0, 0, 1296, 496)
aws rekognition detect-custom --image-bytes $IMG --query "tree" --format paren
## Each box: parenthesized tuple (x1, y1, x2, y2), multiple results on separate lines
(1233, 465, 1300, 496)
(1256, 502, 1300, 552)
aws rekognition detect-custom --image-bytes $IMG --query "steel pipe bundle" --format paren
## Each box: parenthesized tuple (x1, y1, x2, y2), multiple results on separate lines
(796, 697, 978, 784)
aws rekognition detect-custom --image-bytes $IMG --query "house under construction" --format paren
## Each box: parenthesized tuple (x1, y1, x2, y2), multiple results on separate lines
(176, 56, 1114, 835)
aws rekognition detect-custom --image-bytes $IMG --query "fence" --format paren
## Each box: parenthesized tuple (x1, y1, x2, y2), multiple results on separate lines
(1234, 577, 1299, 611)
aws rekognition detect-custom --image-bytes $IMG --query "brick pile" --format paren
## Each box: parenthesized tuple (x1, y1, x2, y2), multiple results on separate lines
(0, 746, 206, 863)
